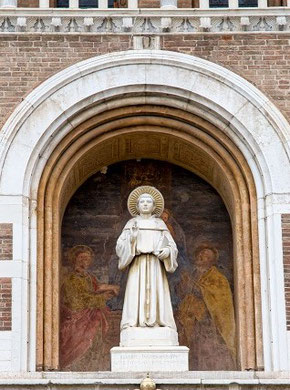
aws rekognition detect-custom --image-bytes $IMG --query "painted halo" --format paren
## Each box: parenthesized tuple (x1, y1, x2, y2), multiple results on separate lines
(127, 186, 164, 217)
(68, 245, 94, 263)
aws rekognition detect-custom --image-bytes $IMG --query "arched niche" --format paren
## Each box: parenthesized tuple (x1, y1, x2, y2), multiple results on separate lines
(36, 103, 260, 371)
(60, 158, 235, 371)
(1, 50, 289, 372)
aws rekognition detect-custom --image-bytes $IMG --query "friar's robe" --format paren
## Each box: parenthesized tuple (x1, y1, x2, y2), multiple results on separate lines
(116, 215, 178, 330)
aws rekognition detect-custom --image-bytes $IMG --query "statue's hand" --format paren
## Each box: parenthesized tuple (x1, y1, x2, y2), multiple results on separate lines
(158, 247, 170, 260)
(130, 221, 139, 242)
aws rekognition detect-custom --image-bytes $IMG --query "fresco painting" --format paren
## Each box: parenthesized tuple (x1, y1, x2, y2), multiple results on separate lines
(60, 159, 236, 371)
(176, 245, 236, 370)
(60, 245, 119, 370)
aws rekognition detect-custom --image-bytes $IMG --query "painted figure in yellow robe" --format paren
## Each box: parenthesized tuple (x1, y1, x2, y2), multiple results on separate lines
(177, 244, 236, 370)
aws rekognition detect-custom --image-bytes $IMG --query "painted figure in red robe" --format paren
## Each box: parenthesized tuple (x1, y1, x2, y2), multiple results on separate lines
(60, 245, 119, 368)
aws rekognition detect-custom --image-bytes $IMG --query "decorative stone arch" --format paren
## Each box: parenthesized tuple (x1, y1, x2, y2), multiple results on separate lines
(0, 50, 289, 372)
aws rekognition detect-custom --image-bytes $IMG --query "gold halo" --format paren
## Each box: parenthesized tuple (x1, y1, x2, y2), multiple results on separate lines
(127, 186, 164, 217)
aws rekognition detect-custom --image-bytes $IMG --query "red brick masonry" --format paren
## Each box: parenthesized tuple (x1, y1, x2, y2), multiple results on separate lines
(282, 214, 290, 330)
(0, 278, 12, 331)
(0, 34, 290, 131)
(0, 223, 13, 261)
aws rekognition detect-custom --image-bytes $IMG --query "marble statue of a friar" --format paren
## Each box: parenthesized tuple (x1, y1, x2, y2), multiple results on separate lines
(116, 186, 178, 331)
(111, 186, 188, 372)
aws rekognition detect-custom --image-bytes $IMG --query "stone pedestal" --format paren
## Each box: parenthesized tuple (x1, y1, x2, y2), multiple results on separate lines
(111, 346, 189, 372)
(111, 327, 189, 372)
(120, 326, 179, 347)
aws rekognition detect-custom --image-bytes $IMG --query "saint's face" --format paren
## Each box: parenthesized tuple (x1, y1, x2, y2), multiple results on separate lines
(137, 194, 155, 215)
(75, 252, 93, 272)
(195, 248, 216, 272)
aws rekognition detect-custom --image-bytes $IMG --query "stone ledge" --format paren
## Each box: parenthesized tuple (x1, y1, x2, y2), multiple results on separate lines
(0, 7, 289, 33)
(1, 371, 290, 385)
(0, 7, 289, 16)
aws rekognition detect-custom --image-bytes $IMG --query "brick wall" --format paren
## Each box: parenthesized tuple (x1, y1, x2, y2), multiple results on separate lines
(163, 34, 290, 122)
(0, 278, 12, 331)
(0, 35, 132, 129)
(282, 214, 290, 330)
(0, 34, 289, 130)
(0, 224, 13, 260)
(18, 0, 39, 6)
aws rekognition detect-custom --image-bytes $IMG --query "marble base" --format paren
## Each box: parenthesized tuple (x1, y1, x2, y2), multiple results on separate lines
(110, 346, 189, 372)
(120, 326, 179, 347)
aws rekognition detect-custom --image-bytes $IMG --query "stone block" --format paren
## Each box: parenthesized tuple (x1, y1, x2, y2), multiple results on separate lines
(120, 327, 179, 347)
(111, 346, 189, 372)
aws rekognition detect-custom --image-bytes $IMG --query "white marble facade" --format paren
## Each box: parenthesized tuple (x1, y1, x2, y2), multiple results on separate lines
(0, 50, 290, 374)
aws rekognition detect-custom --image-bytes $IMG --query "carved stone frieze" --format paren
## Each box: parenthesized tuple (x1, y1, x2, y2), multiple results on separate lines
(120, 134, 169, 158)
(172, 141, 214, 180)
(0, 8, 289, 33)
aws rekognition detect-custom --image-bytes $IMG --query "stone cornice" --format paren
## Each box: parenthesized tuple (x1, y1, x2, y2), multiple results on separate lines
(2, 371, 290, 386)
(0, 7, 289, 33)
